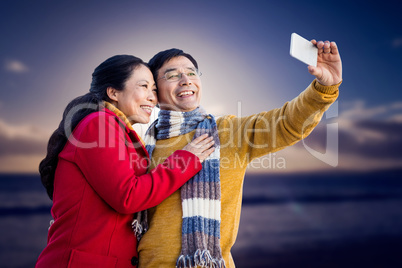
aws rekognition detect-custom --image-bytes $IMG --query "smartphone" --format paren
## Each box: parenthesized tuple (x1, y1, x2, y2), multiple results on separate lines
(290, 33, 317, 67)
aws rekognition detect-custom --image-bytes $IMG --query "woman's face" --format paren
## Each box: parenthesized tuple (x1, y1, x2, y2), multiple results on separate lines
(114, 64, 157, 124)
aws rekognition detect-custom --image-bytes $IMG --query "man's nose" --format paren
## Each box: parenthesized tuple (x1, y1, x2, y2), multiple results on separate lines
(179, 73, 192, 86)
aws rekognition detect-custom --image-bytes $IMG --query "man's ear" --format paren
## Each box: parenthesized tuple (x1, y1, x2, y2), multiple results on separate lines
(106, 87, 119, 102)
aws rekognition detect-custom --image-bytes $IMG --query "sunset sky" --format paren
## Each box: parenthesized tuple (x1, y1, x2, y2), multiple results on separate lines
(1, 0, 401, 173)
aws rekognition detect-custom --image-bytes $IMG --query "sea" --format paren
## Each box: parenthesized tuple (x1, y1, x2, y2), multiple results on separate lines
(1, 170, 402, 268)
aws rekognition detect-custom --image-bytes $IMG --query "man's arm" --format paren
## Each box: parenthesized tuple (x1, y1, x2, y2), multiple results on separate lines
(217, 39, 342, 162)
(218, 80, 340, 161)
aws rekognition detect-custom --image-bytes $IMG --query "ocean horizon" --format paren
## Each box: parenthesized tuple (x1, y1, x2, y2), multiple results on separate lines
(1, 169, 402, 267)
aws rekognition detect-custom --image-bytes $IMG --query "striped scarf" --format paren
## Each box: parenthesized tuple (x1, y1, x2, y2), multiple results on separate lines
(144, 107, 225, 268)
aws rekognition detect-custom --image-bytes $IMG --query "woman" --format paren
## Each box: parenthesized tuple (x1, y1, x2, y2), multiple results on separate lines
(35, 55, 215, 268)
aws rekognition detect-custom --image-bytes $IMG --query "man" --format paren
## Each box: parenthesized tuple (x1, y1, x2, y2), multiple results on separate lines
(138, 39, 342, 267)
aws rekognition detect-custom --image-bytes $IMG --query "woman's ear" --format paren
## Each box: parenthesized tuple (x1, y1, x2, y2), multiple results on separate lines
(106, 87, 119, 102)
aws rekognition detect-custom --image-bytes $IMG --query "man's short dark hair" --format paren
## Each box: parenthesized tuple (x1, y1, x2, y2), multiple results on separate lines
(148, 48, 198, 80)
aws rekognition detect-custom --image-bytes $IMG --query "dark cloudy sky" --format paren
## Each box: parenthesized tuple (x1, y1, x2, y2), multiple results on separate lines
(1, 0, 401, 173)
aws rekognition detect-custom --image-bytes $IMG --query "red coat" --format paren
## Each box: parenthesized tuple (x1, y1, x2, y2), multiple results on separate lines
(36, 108, 201, 268)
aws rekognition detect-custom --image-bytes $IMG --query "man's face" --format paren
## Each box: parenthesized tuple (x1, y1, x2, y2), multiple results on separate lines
(156, 56, 202, 112)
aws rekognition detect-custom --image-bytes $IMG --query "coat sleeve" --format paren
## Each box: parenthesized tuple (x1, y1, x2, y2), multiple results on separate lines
(70, 112, 202, 214)
(217, 79, 340, 162)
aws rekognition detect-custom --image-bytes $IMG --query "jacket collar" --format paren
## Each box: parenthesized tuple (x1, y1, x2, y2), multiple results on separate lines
(101, 107, 150, 160)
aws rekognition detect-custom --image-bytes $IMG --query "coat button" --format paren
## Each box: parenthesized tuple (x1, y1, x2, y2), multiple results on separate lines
(131, 256, 139, 266)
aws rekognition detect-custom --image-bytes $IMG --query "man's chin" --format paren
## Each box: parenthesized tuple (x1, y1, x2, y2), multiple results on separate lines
(179, 106, 199, 112)
(177, 102, 200, 112)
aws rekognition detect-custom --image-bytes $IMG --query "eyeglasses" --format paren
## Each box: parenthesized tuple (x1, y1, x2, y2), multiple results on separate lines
(158, 69, 202, 82)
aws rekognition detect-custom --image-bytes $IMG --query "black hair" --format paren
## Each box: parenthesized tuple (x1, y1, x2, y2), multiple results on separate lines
(148, 48, 198, 81)
(39, 55, 147, 200)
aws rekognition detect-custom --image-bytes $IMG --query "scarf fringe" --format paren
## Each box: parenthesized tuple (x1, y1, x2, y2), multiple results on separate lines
(131, 212, 148, 241)
(131, 219, 143, 241)
(176, 249, 226, 268)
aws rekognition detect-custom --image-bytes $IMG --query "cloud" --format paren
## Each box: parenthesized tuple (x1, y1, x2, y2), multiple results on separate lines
(390, 102, 402, 109)
(0, 155, 44, 174)
(0, 119, 48, 157)
(245, 100, 402, 173)
(4, 59, 29, 73)
(389, 114, 402, 123)
(291, 100, 402, 170)
(336, 101, 402, 160)
(340, 100, 391, 120)
(339, 120, 402, 159)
